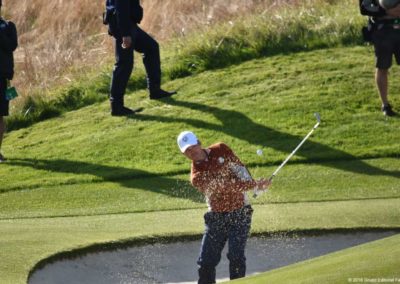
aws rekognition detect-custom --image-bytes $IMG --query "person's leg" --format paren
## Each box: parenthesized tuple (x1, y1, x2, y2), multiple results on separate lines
(110, 35, 134, 114)
(133, 26, 161, 92)
(197, 212, 227, 284)
(372, 30, 395, 116)
(133, 26, 176, 99)
(0, 78, 8, 161)
(0, 116, 5, 161)
(375, 68, 389, 106)
(227, 206, 253, 280)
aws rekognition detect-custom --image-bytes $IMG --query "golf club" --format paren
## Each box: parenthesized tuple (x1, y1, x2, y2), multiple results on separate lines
(253, 113, 321, 197)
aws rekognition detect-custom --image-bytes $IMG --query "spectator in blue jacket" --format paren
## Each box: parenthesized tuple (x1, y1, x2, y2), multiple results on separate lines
(106, 0, 176, 116)
(0, 0, 18, 162)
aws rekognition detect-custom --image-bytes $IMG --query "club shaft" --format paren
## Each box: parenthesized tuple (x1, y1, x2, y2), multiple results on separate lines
(269, 121, 320, 181)
(253, 117, 320, 198)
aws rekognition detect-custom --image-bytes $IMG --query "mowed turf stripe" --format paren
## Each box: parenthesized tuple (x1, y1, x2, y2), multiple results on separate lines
(1, 158, 400, 219)
(2, 155, 400, 194)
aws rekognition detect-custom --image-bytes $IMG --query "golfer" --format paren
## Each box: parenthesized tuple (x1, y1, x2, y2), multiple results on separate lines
(177, 131, 270, 283)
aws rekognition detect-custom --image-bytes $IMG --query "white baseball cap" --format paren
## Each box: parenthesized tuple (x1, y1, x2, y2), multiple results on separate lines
(177, 131, 198, 153)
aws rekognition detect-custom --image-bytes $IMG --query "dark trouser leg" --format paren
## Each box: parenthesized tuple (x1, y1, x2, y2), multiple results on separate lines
(0, 116, 5, 153)
(0, 78, 8, 153)
(227, 207, 253, 280)
(197, 212, 227, 284)
(110, 36, 134, 110)
(133, 26, 161, 95)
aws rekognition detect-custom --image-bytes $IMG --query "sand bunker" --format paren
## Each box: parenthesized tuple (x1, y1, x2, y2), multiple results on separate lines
(29, 230, 397, 284)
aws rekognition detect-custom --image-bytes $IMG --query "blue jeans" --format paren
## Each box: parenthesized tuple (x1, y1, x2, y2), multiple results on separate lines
(197, 205, 253, 284)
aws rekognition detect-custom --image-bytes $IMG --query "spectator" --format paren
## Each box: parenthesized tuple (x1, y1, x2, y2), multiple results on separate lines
(360, 0, 400, 116)
(0, 0, 18, 162)
(105, 0, 176, 116)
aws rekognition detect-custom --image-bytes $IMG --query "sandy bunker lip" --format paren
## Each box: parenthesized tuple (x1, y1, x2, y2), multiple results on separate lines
(29, 230, 398, 284)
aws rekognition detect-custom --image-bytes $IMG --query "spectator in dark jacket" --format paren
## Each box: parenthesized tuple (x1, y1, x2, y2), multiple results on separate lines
(0, 0, 18, 162)
(106, 0, 176, 116)
(360, 0, 400, 116)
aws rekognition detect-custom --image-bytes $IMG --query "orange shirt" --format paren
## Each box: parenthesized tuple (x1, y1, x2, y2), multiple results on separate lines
(191, 143, 256, 212)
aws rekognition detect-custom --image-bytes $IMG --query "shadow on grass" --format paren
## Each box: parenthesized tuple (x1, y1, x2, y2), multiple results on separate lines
(8, 158, 204, 203)
(133, 98, 400, 179)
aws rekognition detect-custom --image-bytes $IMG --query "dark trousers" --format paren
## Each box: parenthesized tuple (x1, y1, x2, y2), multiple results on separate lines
(0, 78, 9, 116)
(197, 205, 253, 284)
(110, 25, 161, 108)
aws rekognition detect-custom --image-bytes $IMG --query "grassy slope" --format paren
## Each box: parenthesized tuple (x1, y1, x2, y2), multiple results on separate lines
(0, 46, 400, 283)
(1, 47, 400, 216)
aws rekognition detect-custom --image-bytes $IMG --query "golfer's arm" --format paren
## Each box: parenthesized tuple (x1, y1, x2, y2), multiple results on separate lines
(235, 179, 257, 192)
(191, 172, 207, 193)
(227, 148, 257, 191)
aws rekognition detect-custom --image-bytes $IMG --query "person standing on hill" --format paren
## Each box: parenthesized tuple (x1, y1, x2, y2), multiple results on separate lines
(177, 131, 271, 284)
(360, 0, 400, 116)
(104, 0, 176, 116)
(0, 0, 18, 162)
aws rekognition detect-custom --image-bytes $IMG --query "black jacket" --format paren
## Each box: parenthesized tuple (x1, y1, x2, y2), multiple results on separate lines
(359, 0, 387, 17)
(0, 18, 18, 80)
(115, 0, 143, 37)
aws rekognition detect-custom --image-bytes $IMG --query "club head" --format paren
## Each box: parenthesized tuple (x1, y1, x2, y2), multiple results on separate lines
(314, 112, 321, 124)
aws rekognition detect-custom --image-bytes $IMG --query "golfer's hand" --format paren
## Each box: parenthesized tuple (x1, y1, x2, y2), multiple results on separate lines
(256, 178, 271, 191)
(122, 36, 132, 49)
(387, 4, 400, 17)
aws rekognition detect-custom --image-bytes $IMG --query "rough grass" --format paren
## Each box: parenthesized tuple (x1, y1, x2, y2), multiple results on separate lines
(165, 0, 364, 78)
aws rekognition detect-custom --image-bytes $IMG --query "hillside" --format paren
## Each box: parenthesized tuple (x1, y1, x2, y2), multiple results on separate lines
(1, 45, 400, 283)
(2, 45, 400, 216)
(2, 0, 364, 131)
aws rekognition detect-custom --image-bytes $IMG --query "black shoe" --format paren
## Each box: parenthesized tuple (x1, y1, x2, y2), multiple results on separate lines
(382, 104, 396, 117)
(150, 89, 177, 100)
(0, 153, 6, 163)
(111, 106, 143, 116)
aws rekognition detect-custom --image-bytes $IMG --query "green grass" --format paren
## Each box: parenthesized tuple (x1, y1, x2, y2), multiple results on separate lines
(229, 233, 400, 284)
(1, 46, 400, 283)
(1, 159, 400, 219)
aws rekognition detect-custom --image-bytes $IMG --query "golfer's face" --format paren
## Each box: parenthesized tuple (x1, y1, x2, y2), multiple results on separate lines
(184, 144, 203, 161)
